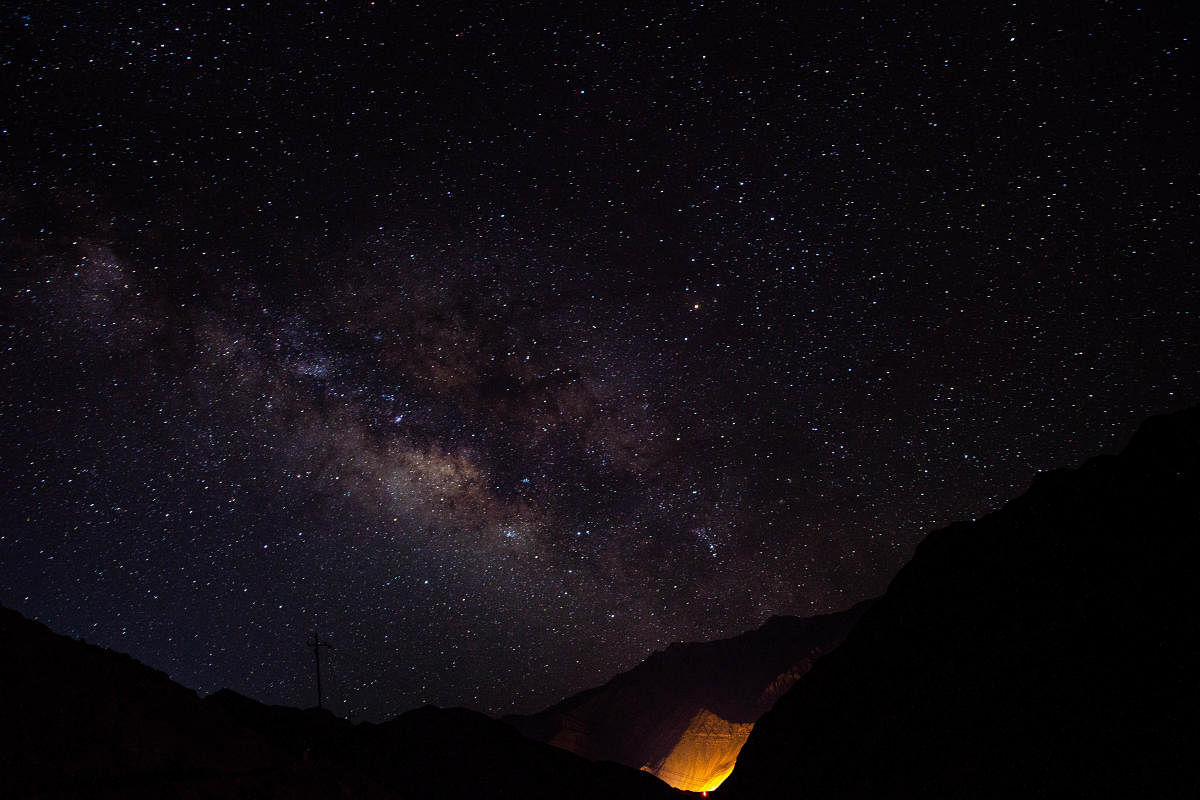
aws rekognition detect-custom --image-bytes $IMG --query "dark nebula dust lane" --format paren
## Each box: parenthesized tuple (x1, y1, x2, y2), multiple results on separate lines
(1, 1, 1196, 720)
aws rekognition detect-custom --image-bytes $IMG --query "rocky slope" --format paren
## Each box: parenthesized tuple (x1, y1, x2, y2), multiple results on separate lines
(508, 603, 868, 791)
(720, 405, 1200, 798)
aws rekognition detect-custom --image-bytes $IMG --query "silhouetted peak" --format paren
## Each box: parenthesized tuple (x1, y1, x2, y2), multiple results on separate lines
(1124, 404, 1200, 455)
(722, 403, 1200, 799)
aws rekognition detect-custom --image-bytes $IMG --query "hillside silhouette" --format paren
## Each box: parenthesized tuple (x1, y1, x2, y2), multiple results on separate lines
(722, 405, 1200, 798)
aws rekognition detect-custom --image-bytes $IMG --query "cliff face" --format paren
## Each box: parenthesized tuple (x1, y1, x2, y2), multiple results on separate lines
(509, 603, 868, 792)
(640, 709, 755, 791)
(721, 406, 1200, 799)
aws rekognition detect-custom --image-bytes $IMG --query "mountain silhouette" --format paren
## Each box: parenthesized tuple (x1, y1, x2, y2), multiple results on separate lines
(5, 404, 1197, 797)
(508, 603, 868, 791)
(721, 405, 1200, 798)
(0, 604, 684, 798)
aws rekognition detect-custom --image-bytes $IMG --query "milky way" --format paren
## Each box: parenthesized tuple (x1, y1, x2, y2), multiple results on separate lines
(1, 2, 1196, 719)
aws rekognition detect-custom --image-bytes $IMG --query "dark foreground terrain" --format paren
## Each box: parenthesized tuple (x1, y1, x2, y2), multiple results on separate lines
(0, 603, 684, 799)
(721, 405, 1200, 798)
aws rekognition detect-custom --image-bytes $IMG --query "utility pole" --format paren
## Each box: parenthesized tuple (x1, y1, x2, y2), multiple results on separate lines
(308, 631, 330, 709)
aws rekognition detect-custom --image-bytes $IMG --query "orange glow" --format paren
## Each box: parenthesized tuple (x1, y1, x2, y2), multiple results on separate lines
(639, 709, 754, 792)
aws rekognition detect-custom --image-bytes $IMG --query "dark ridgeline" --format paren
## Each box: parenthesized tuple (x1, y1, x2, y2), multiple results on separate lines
(720, 405, 1200, 798)
(3, 404, 1197, 798)
(0, 603, 286, 794)
(507, 603, 869, 791)
(0, 605, 685, 798)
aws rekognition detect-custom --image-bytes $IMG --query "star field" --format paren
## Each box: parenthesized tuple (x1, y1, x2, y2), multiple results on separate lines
(1, 1, 1196, 720)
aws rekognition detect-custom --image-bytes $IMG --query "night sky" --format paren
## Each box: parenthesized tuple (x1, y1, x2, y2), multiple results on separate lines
(2, 1, 1196, 721)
